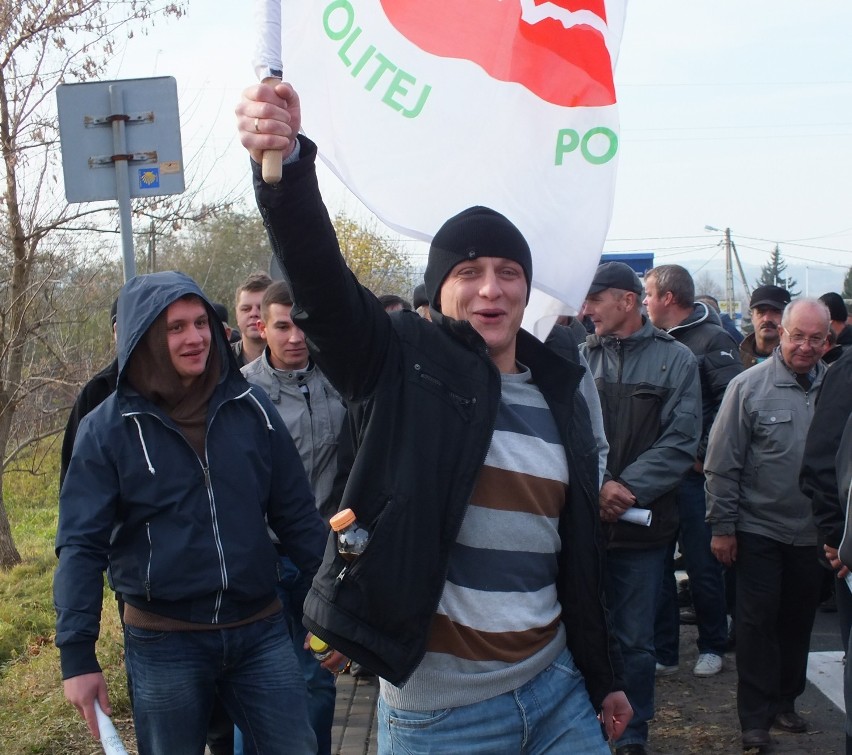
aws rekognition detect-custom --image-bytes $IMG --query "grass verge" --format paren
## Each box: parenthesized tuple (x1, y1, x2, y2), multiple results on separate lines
(0, 449, 134, 754)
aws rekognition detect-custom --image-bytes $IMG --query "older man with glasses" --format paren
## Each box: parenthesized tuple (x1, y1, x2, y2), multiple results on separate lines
(705, 298, 831, 750)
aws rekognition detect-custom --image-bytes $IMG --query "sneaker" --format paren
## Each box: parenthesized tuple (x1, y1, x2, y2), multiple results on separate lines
(655, 662, 679, 677)
(693, 653, 723, 677)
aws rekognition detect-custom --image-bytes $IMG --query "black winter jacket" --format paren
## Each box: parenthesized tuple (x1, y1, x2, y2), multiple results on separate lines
(254, 137, 624, 708)
(801, 346, 852, 550)
(667, 302, 743, 459)
(59, 358, 118, 488)
(581, 319, 701, 549)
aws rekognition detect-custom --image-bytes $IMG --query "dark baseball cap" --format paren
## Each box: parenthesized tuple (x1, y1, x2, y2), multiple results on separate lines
(749, 285, 790, 311)
(588, 262, 643, 295)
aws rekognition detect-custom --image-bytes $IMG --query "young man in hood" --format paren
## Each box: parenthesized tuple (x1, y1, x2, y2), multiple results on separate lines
(54, 271, 328, 755)
(237, 81, 631, 753)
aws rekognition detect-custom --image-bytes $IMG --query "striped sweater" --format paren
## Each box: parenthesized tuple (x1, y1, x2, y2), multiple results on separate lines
(381, 367, 570, 710)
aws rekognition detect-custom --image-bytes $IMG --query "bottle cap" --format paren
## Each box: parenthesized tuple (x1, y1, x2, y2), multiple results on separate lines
(309, 635, 330, 654)
(329, 508, 357, 532)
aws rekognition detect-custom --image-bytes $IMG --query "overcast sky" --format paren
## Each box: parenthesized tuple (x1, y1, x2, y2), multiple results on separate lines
(107, 0, 852, 295)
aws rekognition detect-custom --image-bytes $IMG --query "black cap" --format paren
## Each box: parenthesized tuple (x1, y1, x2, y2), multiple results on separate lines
(412, 283, 428, 310)
(424, 206, 532, 312)
(819, 292, 847, 323)
(588, 262, 643, 295)
(749, 285, 790, 311)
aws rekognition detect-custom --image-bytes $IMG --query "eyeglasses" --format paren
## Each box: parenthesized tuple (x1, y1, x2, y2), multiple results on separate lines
(785, 332, 826, 349)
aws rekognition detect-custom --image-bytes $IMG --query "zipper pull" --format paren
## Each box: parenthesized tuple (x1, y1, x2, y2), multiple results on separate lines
(331, 565, 349, 600)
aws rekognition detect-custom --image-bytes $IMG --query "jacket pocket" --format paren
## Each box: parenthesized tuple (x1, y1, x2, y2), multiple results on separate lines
(754, 409, 794, 454)
(409, 363, 477, 423)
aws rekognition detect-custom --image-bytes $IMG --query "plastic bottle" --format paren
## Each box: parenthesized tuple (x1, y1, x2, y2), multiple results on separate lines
(329, 508, 369, 561)
(309, 635, 334, 662)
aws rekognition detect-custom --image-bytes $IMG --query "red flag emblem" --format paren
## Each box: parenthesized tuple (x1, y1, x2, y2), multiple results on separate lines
(380, 0, 615, 107)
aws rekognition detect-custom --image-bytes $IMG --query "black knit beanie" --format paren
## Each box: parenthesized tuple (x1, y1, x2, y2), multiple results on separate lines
(424, 206, 532, 312)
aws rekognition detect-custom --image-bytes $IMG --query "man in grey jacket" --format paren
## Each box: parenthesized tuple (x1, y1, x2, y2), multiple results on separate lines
(581, 262, 701, 755)
(241, 280, 347, 755)
(705, 298, 831, 749)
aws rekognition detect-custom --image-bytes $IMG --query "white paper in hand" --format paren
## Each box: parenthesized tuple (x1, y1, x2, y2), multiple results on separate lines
(94, 700, 129, 755)
(618, 508, 652, 527)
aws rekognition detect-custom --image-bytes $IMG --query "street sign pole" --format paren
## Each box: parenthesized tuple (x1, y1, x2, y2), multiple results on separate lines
(109, 84, 136, 280)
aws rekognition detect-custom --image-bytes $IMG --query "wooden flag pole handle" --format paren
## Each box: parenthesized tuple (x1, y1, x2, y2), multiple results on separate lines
(261, 76, 283, 184)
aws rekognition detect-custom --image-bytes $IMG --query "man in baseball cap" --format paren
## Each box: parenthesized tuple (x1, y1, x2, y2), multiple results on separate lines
(741, 285, 791, 368)
(587, 261, 644, 296)
(581, 261, 701, 754)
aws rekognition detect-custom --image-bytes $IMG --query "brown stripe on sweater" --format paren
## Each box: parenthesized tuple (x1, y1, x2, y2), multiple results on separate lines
(470, 465, 565, 518)
(425, 613, 561, 662)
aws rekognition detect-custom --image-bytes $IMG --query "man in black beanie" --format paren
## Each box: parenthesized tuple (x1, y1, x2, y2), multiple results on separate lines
(238, 81, 631, 753)
(819, 291, 852, 363)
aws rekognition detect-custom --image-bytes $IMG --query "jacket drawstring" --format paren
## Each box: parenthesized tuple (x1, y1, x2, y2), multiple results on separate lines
(132, 416, 156, 475)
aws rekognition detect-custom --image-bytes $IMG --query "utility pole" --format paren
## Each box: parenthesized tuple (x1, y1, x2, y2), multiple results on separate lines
(724, 227, 735, 317)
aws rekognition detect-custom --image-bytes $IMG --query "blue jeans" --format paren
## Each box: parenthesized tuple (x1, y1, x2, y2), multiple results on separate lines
(124, 610, 316, 755)
(377, 647, 608, 754)
(654, 471, 728, 665)
(605, 545, 669, 748)
(236, 556, 336, 755)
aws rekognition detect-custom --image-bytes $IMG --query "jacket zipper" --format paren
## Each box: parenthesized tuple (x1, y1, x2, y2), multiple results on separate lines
(202, 462, 227, 623)
(124, 393, 248, 622)
(145, 522, 152, 600)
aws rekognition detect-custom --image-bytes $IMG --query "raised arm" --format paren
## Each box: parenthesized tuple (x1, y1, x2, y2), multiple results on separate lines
(236, 83, 393, 402)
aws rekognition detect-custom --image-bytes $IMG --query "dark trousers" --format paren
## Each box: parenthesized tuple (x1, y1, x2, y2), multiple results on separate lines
(655, 471, 729, 664)
(735, 531, 822, 730)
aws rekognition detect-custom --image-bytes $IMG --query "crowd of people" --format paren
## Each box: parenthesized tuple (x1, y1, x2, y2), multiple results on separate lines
(52, 80, 851, 755)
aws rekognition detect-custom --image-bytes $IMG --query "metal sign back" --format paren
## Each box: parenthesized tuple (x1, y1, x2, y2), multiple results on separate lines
(57, 76, 185, 203)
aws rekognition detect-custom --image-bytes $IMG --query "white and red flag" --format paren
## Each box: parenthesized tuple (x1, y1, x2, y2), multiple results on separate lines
(275, 0, 628, 334)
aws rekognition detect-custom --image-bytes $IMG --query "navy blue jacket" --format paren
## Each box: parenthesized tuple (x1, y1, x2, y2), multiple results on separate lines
(54, 271, 325, 679)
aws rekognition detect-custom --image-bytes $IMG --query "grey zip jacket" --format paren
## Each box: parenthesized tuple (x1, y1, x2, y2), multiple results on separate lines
(705, 347, 825, 545)
(242, 351, 346, 520)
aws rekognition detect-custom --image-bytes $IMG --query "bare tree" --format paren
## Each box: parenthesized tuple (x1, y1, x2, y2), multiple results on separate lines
(151, 204, 272, 307)
(0, 1, 187, 567)
(693, 271, 724, 301)
(334, 213, 416, 297)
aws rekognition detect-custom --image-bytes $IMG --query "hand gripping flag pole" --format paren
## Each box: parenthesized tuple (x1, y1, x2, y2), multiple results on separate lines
(253, 0, 284, 184)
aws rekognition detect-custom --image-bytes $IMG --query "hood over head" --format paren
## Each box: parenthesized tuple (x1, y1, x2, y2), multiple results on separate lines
(116, 271, 232, 390)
